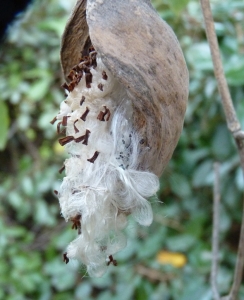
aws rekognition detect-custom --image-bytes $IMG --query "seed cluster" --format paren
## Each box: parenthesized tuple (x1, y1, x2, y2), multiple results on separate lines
(51, 47, 111, 164)
(51, 44, 159, 277)
(62, 46, 98, 92)
(51, 46, 121, 270)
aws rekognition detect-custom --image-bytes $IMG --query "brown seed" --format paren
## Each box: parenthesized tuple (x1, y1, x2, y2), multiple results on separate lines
(80, 107, 90, 121)
(54, 190, 58, 195)
(97, 106, 111, 121)
(97, 111, 104, 121)
(98, 83, 104, 91)
(59, 136, 74, 146)
(82, 129, 90, 145)
(71, 214, 82, 235)
(62, 116, 68, 126)
(57, 122, 62, 134)
(68, 81, 76, 92)
(68, 70, 76, 81)
(61, 82, 69, 91)
(72, 65, 80, 72)
(59, 165, 65, 174)
(75, 136, 85, 143)
(85, 72, 92, 88)
(74, 120, 79, 133)
(63, 252, 69, 264)
(107, 255, 117, 266)
(50, 116, 57, 124)
(83, 55, 89, 62)
(89, 46, 95, 53)
(87, 151, 99, 163)
(75, 129, 90, 145)
(102, 71, 108, 80)
(90, 52, 97, 68)
(80, 96, 85, 106)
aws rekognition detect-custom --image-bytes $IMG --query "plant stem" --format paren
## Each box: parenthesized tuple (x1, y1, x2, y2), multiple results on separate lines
(212, 162, 220, 300)
(200, 0, 244, 299)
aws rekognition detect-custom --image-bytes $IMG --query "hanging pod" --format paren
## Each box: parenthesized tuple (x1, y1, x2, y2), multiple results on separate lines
(54, 0, 189, 277)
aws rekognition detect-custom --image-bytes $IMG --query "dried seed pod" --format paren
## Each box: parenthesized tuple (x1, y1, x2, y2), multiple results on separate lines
(57, 0, 188, 277)
(61, 0, 188, 175)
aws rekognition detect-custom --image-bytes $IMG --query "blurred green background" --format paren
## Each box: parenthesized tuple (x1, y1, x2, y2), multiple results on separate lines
(0, 0, 244, 299)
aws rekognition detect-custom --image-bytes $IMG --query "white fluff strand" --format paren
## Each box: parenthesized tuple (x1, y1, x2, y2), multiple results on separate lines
(53, 50, 159, 277)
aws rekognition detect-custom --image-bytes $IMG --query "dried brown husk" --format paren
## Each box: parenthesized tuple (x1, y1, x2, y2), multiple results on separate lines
(60, 0, 188, 176)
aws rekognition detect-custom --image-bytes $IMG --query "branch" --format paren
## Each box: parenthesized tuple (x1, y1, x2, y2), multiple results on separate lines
(200, 0, 244, 299)
(199, 0, 241, 134)
(211, 162, 221, 300)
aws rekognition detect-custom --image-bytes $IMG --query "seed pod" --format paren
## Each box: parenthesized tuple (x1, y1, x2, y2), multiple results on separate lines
(61, 0, 188, 176)
(57, 0, 188, 277)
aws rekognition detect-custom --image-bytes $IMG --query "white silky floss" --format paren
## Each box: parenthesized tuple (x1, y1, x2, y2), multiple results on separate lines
(56, 55, 159, 277)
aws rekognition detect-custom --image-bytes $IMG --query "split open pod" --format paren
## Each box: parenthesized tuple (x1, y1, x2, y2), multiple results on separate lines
(52, 0, 189, 276)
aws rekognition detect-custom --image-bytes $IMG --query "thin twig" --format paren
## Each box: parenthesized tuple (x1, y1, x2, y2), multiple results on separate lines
(212, 162, 220, 300)
(200, 0, 244, 299)
(199, 0, 241, 134)
(229, 182, 244, 300)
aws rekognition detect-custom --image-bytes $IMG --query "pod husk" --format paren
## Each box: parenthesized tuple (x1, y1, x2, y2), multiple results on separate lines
(61, 0, 188, 176)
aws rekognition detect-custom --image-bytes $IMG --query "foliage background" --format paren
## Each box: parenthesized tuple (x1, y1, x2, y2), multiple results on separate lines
(0, 0, 244, 299)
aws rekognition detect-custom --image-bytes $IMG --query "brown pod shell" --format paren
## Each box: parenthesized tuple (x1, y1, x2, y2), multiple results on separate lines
(61, 0, 90, 80)
(61, 0, 188, 176)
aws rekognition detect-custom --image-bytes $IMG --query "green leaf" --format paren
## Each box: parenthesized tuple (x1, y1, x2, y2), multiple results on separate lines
(225, 64, 244, 86)
(186, 43, 213, 71)
(0, 101, 9, 150)
(224, 54, 244, 86)
(169, 173, 191, 198)
(38, 18, 67, 37)
(211, 125, 233, 159)
(138, 227, 166, 259)
(192, 160, 213, 188)
(26, 78, 52, 102)
(166, 234, 196, 252)
(185, 214, 206, 238)
(180, 277, 211, 300)
(166, 0, 190, 14)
